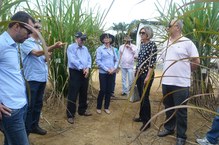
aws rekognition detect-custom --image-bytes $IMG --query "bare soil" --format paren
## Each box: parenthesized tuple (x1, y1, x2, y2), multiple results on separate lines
(0, 70, 212, 145)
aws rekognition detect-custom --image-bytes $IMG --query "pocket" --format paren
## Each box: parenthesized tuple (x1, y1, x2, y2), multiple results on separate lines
(3, 108, 20, 118)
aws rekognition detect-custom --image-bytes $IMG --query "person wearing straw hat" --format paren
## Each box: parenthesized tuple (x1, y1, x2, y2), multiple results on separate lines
(119, 35, 137, 96)
(96, 33, 118, 114)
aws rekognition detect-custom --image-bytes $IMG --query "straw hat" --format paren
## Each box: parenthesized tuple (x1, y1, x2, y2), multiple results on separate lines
(100, 33, 115, 44)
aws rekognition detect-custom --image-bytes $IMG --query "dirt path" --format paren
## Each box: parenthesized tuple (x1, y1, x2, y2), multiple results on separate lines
(0, 70, 210, 145)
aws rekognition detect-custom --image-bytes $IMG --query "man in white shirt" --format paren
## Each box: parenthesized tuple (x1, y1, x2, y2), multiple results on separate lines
(157, 19, 200, 145)
(119, 36, 137, 96)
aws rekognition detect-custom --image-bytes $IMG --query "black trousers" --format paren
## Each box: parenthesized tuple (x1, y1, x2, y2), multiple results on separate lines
(97, 73, 114, 109)
(162, 84, 189, 139)
(136, 73, 154, 123)
(66, 69, 89, 118)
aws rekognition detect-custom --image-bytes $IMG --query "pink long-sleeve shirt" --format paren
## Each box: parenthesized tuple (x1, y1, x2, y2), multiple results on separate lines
(119, 43, 137, 68)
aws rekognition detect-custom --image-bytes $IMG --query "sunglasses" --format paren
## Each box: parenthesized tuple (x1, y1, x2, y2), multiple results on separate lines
(168, 23, 178, 28)
(20, 24, 32, 35)
(139, 31, 146, 35)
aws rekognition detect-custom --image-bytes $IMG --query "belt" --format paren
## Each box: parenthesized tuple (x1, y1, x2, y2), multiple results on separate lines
(71, 68, 83, 72)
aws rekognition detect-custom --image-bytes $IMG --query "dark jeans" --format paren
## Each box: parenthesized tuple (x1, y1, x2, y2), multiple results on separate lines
(26, 81, 46, 134)
(162, 84, 189, 139)
(206, 108, 219, 144)
(66, 69, 89, 118)
(2, 104, 29, 145)
(97, 73, 114, 109)
(136, 73, 154, 123)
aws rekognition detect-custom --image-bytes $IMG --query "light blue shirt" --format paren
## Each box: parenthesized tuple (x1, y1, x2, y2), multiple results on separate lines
(20, 37, 48, 82)
(96, 45, 119, 74)
(0, 31, 27, 109)
(67, 43, 92, 69)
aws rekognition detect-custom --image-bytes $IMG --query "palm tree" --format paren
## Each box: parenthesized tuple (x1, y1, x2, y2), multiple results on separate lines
(111, 23, 120, 34)
(111, 22, 129, 47)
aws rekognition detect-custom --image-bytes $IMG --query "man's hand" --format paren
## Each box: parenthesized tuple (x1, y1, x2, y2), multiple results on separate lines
(83, 68, 89, 78)
(48, 41, 66, 52)
(191, 57, 200, 71)
(115, 68, 120, 73)
(53, 41, 65, 48)
(0, 104, 12, 120)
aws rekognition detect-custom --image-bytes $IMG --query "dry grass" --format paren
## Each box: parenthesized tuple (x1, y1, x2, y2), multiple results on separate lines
(0, 69, 214, 145)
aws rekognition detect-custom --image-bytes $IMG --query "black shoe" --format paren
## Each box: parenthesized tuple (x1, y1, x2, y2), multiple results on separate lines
(140, 123, 150, 132)
(78, 111, 92, 116)
(121, 93, 127, 96)
(176, 138, 186, 145)
(133, 117, 143, 122)
(31, 126, 47, 135)
(157, 129, 174, 137)
(111, 94, 116, 98)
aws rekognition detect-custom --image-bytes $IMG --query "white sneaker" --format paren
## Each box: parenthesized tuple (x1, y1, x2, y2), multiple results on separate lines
(196, 137, 216, 145)
(96, 109, 101, 114)
(104, 109, 110, 114)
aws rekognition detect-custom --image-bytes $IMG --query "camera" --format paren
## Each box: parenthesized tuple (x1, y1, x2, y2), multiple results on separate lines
(80, 34, 87, 41)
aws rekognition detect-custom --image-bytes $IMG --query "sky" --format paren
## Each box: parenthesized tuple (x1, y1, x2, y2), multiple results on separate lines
(88, 0, 179, 31)
(87, 0, 183, 45)
(19, 0, 182, 33)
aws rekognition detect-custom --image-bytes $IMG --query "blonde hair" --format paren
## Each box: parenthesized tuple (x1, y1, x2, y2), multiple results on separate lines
(140, 26, 154, 39)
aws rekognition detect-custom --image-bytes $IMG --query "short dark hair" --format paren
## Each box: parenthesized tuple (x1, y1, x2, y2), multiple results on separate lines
(8, 11, 35, 28)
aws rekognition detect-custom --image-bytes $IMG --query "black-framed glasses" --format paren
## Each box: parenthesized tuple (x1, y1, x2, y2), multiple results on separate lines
(139, 31, 146, 35)
(20, 24, 32, 35)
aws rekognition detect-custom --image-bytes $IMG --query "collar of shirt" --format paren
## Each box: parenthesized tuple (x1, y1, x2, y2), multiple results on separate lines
(3, 31, 17, 47)
(71, 43, 85, 49)
(77, 45, 83, 49)
(103, 45, 112, 49)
